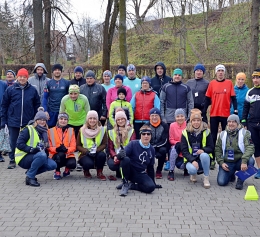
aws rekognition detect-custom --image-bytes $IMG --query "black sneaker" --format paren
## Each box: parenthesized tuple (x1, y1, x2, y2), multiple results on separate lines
(120, 183, 130, 196)
(0, 156, 5, 162)
(7, 160, 16, 169)
(235, 178, 244, 190)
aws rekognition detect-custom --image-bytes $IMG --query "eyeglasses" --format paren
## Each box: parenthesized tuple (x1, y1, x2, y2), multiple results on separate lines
(141, 133, 151, 136)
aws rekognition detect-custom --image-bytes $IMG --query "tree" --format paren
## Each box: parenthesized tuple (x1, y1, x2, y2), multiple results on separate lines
(102, 0, 119, 71)
(248, 0, 260, 87)
(119, 0, 128, 66)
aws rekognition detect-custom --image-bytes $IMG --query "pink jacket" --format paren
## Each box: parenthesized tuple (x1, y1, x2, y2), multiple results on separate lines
(106, 85, 132, 111)
(169, 121, 186, 146)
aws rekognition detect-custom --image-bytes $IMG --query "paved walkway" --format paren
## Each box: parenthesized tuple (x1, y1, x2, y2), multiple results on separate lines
(0, 155, 259, 237)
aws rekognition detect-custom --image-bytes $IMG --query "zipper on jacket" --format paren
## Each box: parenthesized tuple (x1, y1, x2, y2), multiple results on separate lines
(20, 89, 24, 127)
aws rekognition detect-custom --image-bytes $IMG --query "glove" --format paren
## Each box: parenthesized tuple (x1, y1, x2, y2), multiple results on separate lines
(175, 142, 181, 154)
(56, 144, 68, 153)
(30, 147, 40, 154)
(155, 184, 162, 189)
(117, 149, 126, 160)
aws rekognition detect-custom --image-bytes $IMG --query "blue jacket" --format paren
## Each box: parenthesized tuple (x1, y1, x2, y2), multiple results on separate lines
(1, 82, 41, 128)
(231, 84, 249, 120)
(0, 80, 7, 105)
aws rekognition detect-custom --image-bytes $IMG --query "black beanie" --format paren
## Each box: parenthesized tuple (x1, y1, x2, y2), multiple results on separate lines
(118, 64, 126, 72)
(117, 87, 127, 97)
(52, 64, 63, 72)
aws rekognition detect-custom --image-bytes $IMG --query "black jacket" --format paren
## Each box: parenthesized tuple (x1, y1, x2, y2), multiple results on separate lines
(70, 77, 86, 87)
(147, 121, 169, 148)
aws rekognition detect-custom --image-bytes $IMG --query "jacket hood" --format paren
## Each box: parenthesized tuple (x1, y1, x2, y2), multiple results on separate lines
(33, 63, 48, 74)
(154, 62, 166, 77)
(186, 121, 208, 133)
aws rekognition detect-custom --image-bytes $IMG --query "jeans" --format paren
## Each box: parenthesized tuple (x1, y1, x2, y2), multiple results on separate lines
(121, 157, 155, 193)
(8, 126, 21, 161)
(78, 152, 106, 170)
(186, 153, 210, 176)
(18, 151, 57, 179)
(217, 157, 255, 186)
(53, 152, 76, 172)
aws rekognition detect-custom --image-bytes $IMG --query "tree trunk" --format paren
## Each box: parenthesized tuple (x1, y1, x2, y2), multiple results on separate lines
(33, 0, 44, 63)
(43, 0, 51, 78)
(180, 1, 187, 64)
(119, 0, 128, 66)
(248, 0, 260, 88)
(218, 0, 223, 10)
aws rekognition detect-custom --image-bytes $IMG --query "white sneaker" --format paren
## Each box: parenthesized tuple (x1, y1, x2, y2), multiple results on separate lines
(190, 174, 197, 183)
(203, 175, 210, 189)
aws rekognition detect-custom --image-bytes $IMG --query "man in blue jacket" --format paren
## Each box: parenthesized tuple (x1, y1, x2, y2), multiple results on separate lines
(1, 68, 40, 169)
(0, 79, 7, 162)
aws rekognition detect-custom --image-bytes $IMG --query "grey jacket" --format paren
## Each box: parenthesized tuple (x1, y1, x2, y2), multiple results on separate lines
(28, 63, 50, 101)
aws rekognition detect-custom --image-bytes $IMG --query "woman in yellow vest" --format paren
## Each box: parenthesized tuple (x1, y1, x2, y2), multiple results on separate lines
(48, 112, 77, 180)
(77, 110, 107, 180)
(181, 109, 214, 188)
(107, 110, 136, 180)
(15, 107, 57, 187)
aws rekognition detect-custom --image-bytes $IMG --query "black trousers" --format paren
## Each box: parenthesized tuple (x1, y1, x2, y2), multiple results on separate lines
(154, 147, 167, 172)
(78, 152, 106, 170)
(210, 116, 228, 145)
(53, 152, 76, 171)
(68, 124, 82, 140)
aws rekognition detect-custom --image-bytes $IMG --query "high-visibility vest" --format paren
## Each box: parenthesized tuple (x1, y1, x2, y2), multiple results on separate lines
(80, 127, 106, 150)
(48, 127, 74, 158)
(15, 125, 40, 164)
(219, 128, 247, 157)
(108, 128, 134, 150)
(182, 129, 213, 162)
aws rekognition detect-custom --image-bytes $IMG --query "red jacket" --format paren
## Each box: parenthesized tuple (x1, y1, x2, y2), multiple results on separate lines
(134, 90, 155, 120)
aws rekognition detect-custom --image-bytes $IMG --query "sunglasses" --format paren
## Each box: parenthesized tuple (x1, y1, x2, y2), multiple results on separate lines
(141, 132, 151, 136)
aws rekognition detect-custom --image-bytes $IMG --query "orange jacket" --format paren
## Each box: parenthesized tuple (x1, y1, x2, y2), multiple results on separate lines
(48, 127, 76, 158)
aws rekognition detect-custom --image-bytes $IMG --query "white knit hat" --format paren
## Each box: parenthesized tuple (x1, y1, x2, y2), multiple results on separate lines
(215, 64, 226, 73)
(115, 111, 127, 122)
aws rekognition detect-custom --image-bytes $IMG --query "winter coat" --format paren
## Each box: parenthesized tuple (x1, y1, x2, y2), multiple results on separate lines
(160, 81, 194, 123)
(80, 82, 107, 118)
(1, 82, 40, 128)
(147, 121, 168, 148)
(151, 62, 172, 95)
(169, 121, 187, 146)
(215, 124, 254, 165)
(70, 77, 86, 87)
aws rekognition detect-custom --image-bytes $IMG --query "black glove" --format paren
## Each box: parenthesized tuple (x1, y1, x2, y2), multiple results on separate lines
(56, 144, 68, 153)
(241, 120, 247, 128)
(155, 184, 162, 189)
(117, 149, 126, 160)
(30, 147, 40, 154)
(175, 142, 181, 154)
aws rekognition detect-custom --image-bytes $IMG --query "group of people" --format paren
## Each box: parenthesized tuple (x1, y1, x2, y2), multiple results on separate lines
(0, 61, 259, 197)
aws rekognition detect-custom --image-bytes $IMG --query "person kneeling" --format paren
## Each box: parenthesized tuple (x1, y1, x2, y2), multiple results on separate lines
(118, 125, 162, 196)
(107, 110, 136, 180)
(15, 107, 57, 187)
(77, 110, 107, 180)
(48, 112, 77, 180)
(216, 114, 255, 190)
(181, 109, 214, 188)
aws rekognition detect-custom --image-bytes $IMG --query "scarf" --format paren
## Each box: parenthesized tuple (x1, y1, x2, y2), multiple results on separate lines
(114, 124, 130, 148)
(150, 119, 161, 128)
(7, 80, 15, 86)
(57, 124, 70, 132)
(35, 125, 49, 147)
(81, 123, 101, 139)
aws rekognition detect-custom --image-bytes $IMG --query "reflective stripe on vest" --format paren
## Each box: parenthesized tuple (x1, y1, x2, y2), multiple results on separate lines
(219, 128, 247, 157)
(80, 127, 106, 149)
(182, 129, 213, 161)
(108, 128, 134, 149)
(15, 125, 40, 164)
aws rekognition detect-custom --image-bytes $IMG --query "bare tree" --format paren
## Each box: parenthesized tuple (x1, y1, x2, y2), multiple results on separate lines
(119, 0, 128, 65)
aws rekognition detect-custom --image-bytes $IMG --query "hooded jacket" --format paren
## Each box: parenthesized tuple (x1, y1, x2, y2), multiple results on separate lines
(1, 82, 41, 128)
(28, 63, 50, 101)
(151, 62, 172, 95)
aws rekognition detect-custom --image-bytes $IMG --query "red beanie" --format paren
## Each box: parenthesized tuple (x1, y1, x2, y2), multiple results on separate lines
(17, 68, 29, 78)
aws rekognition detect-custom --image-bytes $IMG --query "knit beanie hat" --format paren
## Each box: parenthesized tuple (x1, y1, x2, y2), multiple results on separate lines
(141, 76, 151, 86)
(173, 68, 183, 76)
(194, 64, 205, 74)
(227, 114, 240, 124)
(58, 112, 69, 120)
(215, 64, 226, 73)
(114, 74, 124, 82)
(127, 64, 136, 72)
(149, 108, 161, 116)
(17, 68, 29, 78)
(74, 66, 84, 74)
(118, 64, 126, 72)
(175, 108, 186, 118)
(69, 84, 80, 93)
(252, 69, 260, 77)
(86, 110, 98, 121)
(103, 70, 112, 78)
(190, 108, 202, 121)
(117, 87, 127, 96)
(85, 70, 95, 79)
(52, 64, 63, 72)
(6, 70, 16, 77)
(236, 72, 246, 81)
(115, 111, 127, 122)
(34, 107, 47, 121)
